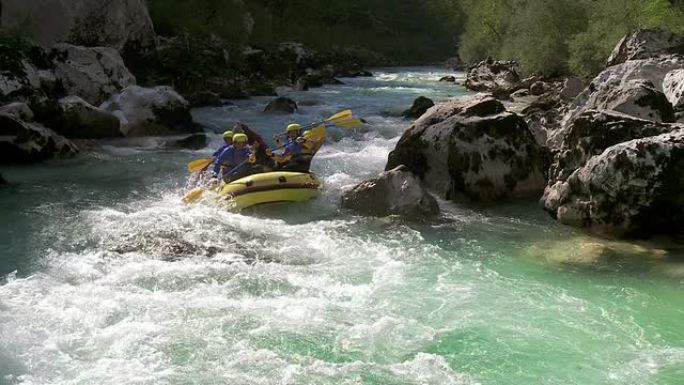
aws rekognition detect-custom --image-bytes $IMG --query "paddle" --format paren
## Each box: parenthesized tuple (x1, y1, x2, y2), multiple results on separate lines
(187, 158, 213, 173)
(183, 158, 252, 204)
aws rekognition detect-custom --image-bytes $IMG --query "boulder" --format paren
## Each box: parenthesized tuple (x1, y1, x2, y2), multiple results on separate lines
(464, 59, 521, 94)
(572, 56, 684, 110)
(386, 95, 546, 202)
(573, 79, 674, 123)
(520, 98, 564, 148)
(547, 109, 677, 184)
(56, 96, 122, 138)
(607, 28, 684, 67)
(185, 90, 223, 107)
(264, 97, 298, 114)
(341, 165, 440, 218)
(402, 96, 435, 119)
(0, 115, 78, 164)
(0, 102, 34, 121)
(0, 59, 42, 102)
(100, 85, 198, 137)
(542, 129, 684, 237)
(52, 44, 136, 105)
(0, 0, 156, 54)
(663, 69, 684, 110)
(559, 77, 587, 102)
(529, 81, 547, 96)
(439, 76, 456, 83)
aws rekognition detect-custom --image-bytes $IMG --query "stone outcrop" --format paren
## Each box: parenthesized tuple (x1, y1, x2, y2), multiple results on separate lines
(264, 97, 298, 114)
(607, 28, 684, 67)
(663, 69, 684, 111)
(542, 130, 684, 237)
(52, 44, 136, 105)
(341, 165, 440, 218)
(0, 102, 34, 121)
(465, 59, 525, 96)
(386, 95, 546, 202)
(100, 85, 198, 137)
(0, 0, 156, 54)
(0, 115, 78, 164)
(402, 96, 434, 119)
(56, 96, 122, 138)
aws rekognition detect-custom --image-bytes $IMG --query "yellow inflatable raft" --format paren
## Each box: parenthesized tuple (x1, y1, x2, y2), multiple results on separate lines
(218, 171, 321, 210)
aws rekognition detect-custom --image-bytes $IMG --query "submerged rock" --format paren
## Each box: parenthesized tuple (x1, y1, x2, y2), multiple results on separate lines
(100, 85, 198, 137)
(264, 97, 298, 114)
(52, 44, 136, 105)
(341, 165, 439, 218)
(439, 75, 456, 83)
(0, 115, 78, 164)
(542, 130, 684, 237)
(607, 28, 684, 67)
(402, 96, 434, 119)
(387, 94, 546, 202)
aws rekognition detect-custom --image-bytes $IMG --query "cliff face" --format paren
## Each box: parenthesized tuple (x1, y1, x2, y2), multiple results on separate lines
(0, 0, 156, 53)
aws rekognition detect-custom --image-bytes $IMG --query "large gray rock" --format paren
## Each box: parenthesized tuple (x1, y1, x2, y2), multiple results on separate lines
(0, 60, 42, 102)
(547, 110, 678, 184)
(0, 0, 156, 53)
(559, 77, 587, 102)
(575, 79, 674, 123)
(0, 115, 78, 164)
(386, 94, 546, 202)
(0, 102, 34, 121)
(52, 44, 136, 105)
(465, 59, 522, 95)
(264, 97, 298, 114)
(100, 85, 198, 137)
(607, 28, 684, 67)
(542, 130, 684, 237)
(341, 165, 439, 218)
(663, 69, 684, 110)
(402, 96, 434, 119)
(56, 96, 122, 138)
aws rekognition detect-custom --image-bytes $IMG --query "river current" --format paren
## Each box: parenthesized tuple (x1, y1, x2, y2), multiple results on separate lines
(1, 68, 683, 384)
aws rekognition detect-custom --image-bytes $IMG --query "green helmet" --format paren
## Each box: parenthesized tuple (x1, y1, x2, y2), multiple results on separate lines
(286, 123, 302, 132)
(233, 133, 248, 142)
(222, 130, 234, 139)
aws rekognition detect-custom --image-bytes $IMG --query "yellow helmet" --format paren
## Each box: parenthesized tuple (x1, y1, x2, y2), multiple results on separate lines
(286, 123, 302, 132)
(222, 130, 234, 139)
(233, 133, 248, 142)
(303, 130, 313, 138)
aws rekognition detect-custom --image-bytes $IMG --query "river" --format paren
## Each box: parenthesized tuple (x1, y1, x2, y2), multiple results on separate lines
(1, 67, 683, 385)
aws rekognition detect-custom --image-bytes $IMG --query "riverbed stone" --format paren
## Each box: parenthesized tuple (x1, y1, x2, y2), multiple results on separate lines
(0, 115, 78, 164)
(465, 59, 522, 95)
(387, 94, 546, 202)
(341, 165, 440, 218)
(56, 96, 122, 138)
(663, 69, 684, 111)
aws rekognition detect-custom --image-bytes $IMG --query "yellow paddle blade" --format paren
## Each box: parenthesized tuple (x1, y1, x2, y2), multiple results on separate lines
(187, 158, 213, 173)
(326, 109, 352, 123)
(333, 118, 364, 128)
(310, 124, 326, 141)
(182, 187, 205, 203)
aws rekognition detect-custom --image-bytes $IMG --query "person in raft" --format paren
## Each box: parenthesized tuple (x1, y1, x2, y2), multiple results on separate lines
(212, 133, 256, 182)
(213, 130, 234, 158)
(266, 123, 312, 172)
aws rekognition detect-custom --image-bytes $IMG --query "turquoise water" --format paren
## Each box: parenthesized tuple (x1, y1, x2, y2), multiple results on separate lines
(1, 68, 683, 385)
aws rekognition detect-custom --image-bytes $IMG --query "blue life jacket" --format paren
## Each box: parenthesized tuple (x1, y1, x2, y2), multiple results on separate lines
(213, 145, 250, 176)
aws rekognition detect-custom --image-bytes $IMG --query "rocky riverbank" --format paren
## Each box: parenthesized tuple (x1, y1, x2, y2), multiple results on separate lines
(346, 28, 684, 239)
(0, 0, 379, 165)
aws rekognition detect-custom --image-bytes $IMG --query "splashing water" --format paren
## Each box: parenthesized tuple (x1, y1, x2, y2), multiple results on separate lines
(1, 68, 683, 385)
